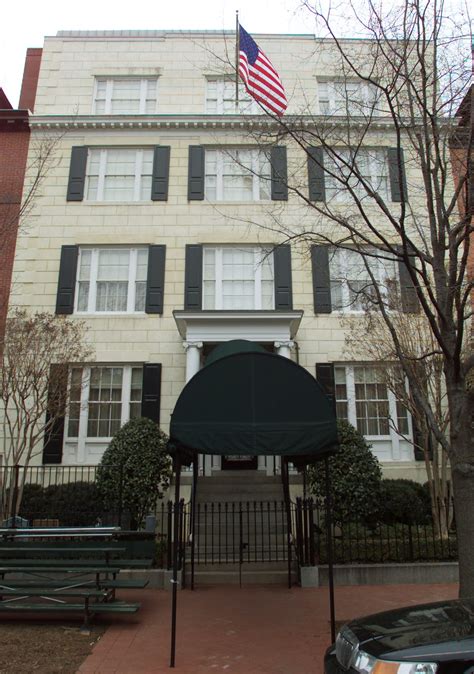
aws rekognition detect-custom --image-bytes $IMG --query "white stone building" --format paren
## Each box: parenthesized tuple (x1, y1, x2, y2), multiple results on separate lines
(9, 29, 427, 483)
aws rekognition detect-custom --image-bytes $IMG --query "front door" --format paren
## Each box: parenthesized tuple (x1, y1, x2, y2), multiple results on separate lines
(221, 455, 258, 470)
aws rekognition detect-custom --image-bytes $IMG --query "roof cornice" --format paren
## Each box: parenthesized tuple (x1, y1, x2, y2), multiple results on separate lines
(29, 113, 397, 131)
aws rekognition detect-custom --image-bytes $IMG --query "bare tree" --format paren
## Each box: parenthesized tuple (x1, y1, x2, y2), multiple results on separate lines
(214, 0, 473, 592)
(0, 309, 92, 521)
(345, 303, 453, 537)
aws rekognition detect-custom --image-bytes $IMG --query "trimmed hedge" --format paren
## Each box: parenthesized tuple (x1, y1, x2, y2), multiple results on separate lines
(378, 479, 431, 525)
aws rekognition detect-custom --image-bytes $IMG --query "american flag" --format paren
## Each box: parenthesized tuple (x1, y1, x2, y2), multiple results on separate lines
(238, 25, 288, 117)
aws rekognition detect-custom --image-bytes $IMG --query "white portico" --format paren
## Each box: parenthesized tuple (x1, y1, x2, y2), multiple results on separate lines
(174, 310, 303, 475)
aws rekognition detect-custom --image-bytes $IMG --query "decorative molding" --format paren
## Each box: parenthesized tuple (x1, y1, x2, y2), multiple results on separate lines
(173, 310, 303, 342)
(29, 114, 398, 132)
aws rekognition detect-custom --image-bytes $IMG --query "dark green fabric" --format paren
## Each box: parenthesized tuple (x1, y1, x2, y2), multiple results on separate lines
(205, 340, 266, 367)
(170, 351, 338, 459)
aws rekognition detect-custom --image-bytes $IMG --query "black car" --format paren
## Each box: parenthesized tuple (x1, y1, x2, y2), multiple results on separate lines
(325, 598, 474, 673)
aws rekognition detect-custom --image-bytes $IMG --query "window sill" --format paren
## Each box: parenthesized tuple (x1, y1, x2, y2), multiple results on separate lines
(203, 200, 272, 205)
(74, 312, 148, 317)
(82, 201, 154, 205)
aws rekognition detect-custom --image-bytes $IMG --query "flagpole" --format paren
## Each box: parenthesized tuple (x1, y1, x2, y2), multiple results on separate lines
(235, 10, 239, 108)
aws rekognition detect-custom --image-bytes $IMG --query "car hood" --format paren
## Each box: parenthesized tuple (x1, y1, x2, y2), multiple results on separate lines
(348, 599, 474, 663)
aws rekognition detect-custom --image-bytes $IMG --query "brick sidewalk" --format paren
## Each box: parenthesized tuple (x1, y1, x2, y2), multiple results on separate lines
(78, 583, 458, 674)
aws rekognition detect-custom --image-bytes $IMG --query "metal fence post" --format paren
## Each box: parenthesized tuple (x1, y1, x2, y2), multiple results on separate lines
(10, 465, 21, 525)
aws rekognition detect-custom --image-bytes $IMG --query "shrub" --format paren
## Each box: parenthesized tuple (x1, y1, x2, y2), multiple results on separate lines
(18, 481, 105, 527)
(46, 481, 106, 527)
(96, 417, 172, 529)
(307, 420, 382, 525)
(378, 479, 431, 526)
(18, 483, 50, 523)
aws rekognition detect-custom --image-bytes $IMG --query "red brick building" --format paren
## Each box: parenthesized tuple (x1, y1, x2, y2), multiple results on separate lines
(0, 48, 42, 340)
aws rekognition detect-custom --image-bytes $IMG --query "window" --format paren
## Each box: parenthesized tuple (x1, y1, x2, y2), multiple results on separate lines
(67, 365, 142, 439)
(93, 78, 158, 114)
(205, 148, 271, 201)
(85, 148, 153, 202)
(317, 80, 380, 116)
(206, 78, 261, 114)
(334, 365, 409, 437)
(325, 148, 390, 202)
(202, 246, 274, 310)
(76, 247, 147, 313)
(329, 247, 398, 312)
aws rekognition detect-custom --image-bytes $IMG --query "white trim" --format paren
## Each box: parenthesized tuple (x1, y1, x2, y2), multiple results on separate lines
(75, 246, 147, 315)
(173, 310, 303, 343)
(92, 77, 159, 115)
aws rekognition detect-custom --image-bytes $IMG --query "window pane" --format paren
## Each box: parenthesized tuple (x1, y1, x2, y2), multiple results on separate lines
(87, 367, 123, 437)
(67, 368, 83, 437)
(130, 367, 143, 419)
(354, 366, 389, 436)
(202, 246, 274, 310)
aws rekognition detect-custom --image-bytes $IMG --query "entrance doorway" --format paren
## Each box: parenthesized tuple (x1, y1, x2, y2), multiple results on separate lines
(221, 455, 258, 470)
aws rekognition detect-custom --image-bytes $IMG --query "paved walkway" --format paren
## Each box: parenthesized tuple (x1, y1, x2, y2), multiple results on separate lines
(78, 583, 458, 674)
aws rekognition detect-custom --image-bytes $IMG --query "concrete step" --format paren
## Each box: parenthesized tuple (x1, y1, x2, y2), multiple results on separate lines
(199, 472, 282, 484)
(184, 561, 296, 585)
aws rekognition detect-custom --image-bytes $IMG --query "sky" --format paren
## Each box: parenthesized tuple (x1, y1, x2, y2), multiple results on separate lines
(0, 0, 317, 107)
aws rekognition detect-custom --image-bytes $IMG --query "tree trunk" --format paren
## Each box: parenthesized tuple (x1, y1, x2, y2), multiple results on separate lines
(451, 460, 474, 597)
(447, 378, 474, 597)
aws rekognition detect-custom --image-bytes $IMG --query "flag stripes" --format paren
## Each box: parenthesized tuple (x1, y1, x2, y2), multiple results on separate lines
(238, 25, 288, 116)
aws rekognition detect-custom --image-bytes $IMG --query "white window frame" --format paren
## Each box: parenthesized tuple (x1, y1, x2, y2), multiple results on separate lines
(85, 148, 153, 202)
(317, 79, 380, 116)
(329, 247, 398, 313)
(75, 247, 147, 315)
(202, 246, 275, 310)
(66, 365, 142, 441)
(325, 147, 390, 203)
(334, 364, 412, 442)
(205, 78, 261, 114)
(205, 148, 271, 201)
(92, 77, 158, 114)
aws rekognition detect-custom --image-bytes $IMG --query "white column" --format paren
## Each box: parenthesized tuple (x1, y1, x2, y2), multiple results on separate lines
(275, 340, 294, 360)
(271, 342, 295, 475)
(183, 341, 208, 474)
(183, 341, 203, 382)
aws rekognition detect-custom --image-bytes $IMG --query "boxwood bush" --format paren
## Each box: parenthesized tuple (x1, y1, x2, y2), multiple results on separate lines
(307, 420, 382, 526)
(378, 479, 431, 525)
(96, 417, 172, 529)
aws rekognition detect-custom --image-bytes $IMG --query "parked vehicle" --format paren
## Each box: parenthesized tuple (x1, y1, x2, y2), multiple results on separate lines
(325, 599, 474, 673)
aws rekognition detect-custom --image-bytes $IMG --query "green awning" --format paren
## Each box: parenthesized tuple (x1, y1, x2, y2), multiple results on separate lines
(205, 339, 266, 367)
(170, 348, 338, 462)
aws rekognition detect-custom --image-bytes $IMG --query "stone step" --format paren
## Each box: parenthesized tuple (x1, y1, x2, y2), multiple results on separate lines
(184, 562, 296, 585)
(199, 472, 282, 484)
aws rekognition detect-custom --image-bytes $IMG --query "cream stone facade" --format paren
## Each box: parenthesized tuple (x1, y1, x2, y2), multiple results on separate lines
(9, 30, 426, 481)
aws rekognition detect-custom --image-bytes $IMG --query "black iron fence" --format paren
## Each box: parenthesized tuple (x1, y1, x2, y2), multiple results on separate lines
(0, 465, 458, 567)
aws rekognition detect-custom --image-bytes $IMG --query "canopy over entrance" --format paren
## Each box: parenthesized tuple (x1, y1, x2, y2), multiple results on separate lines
(168, 341, 339, 667)
(170, 344, 337, 462)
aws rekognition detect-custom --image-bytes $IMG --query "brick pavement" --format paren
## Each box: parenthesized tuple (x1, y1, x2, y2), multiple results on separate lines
(78, 583, 458, 674)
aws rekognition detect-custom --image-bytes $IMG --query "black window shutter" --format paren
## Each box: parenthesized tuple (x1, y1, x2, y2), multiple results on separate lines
(311, 246, 332, 313)
(56, 245, 79, 314)
(307, 147, 326, 202)
(67, 146, 88, 201)
(271, 146, 288, 201)
(184, 244, 203, 310)
(273, 245, 293, 310)
(188, 146, 205, 200)
(145, 245, 166, 314)
(398, 254, 420, 313)
(42, 365, 66, 464)
(315, 363, 336, 412)
(141, 363, 162, 425)
(388, 147, 408, 202)
(151, 146, 171, 201)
